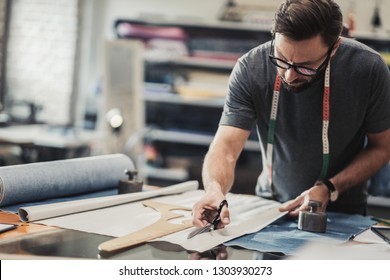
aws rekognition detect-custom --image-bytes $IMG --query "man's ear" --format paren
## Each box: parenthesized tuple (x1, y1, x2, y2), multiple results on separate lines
(331, 37, 342, 57)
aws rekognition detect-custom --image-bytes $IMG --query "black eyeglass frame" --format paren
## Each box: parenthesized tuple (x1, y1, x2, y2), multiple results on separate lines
(268, 38, 336, 77)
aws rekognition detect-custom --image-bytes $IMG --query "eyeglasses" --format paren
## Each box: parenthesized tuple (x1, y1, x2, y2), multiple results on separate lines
(269, 38, 335, 76)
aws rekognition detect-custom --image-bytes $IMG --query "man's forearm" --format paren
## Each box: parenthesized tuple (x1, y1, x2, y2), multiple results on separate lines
(331, 143, 390, 193)
(201, 126, 250, 195)
(202, 148, 237, 195)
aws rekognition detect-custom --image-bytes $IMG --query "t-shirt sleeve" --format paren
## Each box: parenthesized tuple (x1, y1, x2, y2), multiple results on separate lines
(364, 54, 390, 133)
(219, 56, 257, 131)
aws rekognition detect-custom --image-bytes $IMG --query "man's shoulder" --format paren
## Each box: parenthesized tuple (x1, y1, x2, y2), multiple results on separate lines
(239, 41, 271, 62)
(340, 37, 382, 57)
(337, 37, 387, 73)
(234, 40, 273, 79)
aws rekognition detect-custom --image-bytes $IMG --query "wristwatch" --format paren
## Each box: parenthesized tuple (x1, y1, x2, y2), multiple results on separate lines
(323, 179, 339, 202)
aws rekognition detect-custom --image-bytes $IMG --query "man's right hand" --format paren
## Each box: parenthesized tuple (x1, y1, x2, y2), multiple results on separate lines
(192, 189, 230, 229)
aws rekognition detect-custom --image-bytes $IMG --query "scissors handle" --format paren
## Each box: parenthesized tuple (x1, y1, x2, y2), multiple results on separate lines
(211, 199, 228, 227)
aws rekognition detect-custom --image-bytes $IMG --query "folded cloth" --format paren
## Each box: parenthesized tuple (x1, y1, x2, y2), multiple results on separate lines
(0, 153, 133, 207)
(224, 212, 376, 255)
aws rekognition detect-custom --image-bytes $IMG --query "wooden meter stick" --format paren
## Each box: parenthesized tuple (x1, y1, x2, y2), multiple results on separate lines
(98, 200, 193, 254)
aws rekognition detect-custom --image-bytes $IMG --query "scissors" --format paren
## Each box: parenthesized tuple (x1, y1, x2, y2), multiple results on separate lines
(187, 199, 228, 239)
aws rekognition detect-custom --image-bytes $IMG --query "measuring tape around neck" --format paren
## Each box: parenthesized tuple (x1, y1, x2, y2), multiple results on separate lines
(265, 62, 331, 196)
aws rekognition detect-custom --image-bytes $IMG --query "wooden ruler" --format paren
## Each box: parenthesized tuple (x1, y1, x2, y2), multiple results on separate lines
(98, 200, 193, 254)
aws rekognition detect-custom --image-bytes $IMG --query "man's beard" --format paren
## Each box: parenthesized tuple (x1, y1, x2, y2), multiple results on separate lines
(281, 77, 312, 92)
(281, 68, 327, 93)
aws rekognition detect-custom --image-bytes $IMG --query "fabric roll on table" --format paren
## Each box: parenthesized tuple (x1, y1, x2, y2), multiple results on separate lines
(0, 153, 134, 207)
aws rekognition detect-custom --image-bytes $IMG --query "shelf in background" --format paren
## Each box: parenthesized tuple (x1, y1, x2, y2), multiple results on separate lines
(145, 56, 237, 70)
(146, 129, 260, 151)
(354, 31, 390, 42)
(145, 165, 189, 181)
(175, 56, 237, 70)
(144, 89, 225, 108)
(115, 17, 271, 33)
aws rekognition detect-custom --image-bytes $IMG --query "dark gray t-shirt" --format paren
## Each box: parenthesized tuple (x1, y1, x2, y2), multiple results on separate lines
(220, 37, 390, 213)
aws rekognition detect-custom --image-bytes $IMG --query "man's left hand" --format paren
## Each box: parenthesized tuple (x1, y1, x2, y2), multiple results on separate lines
(278, 183, 329, 217)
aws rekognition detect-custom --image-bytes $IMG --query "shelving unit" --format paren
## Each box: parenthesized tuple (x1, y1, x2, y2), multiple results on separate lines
(114, 18, 269, 193)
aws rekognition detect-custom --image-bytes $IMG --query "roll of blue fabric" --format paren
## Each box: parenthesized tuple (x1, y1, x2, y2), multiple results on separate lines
(0, 153, 134, 207)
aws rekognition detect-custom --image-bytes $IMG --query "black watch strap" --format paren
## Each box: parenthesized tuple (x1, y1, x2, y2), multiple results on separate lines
(323, 179, 338, 202)
(323, 179, 336, 192)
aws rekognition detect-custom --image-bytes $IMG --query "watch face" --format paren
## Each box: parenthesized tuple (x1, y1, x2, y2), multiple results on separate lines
(330, 190, 339, 202)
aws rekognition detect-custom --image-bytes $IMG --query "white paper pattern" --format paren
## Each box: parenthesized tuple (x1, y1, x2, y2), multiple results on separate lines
(24, 182, 286, 252)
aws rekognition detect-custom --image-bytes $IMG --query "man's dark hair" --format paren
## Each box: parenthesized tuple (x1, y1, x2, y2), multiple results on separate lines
(271, 0, 343, 47)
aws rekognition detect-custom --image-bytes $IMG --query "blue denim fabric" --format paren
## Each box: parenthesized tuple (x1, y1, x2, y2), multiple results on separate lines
(224, 212, 375, 255)
(0, 154, 133, 207)
(1, 188, 118, 213)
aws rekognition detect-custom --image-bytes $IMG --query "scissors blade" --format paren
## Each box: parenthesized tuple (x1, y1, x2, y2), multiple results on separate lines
(187, 223, 212, 239)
